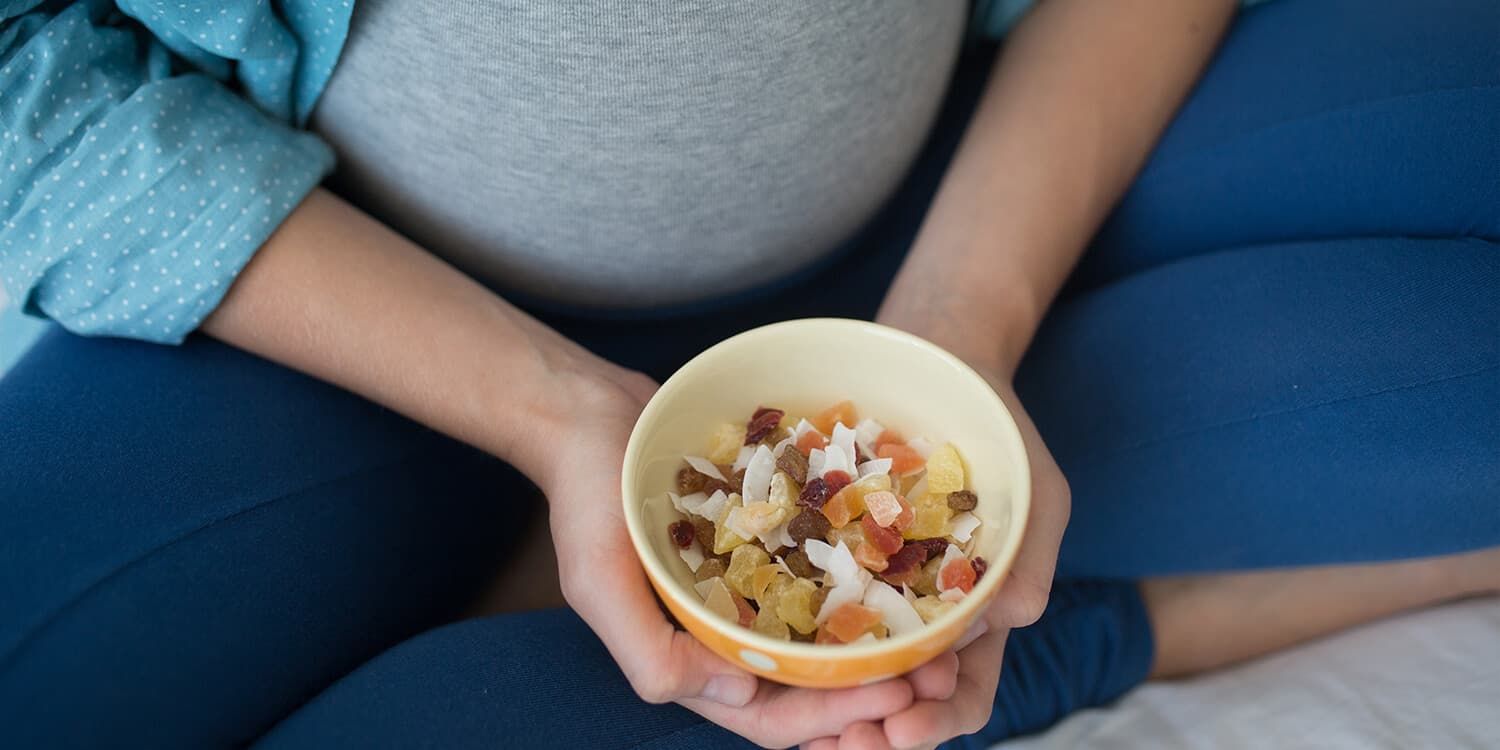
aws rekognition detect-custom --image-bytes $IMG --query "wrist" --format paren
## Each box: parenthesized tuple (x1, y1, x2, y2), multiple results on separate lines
(877, 261, 1041, 380)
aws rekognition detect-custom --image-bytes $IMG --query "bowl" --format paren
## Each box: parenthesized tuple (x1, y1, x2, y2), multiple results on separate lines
(621, 318, 1030, 688)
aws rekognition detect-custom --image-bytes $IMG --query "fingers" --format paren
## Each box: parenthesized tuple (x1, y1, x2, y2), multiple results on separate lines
(838, 721, 893, 750)
(882, 630, 1008, 748)
(684, 678, 914, 748)
(991, 400, 1071, 629)
(905, 651, 959, 701)
(563, 533, 756, 707)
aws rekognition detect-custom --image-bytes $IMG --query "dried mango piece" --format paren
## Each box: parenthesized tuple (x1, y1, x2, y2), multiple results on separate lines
(821, 484, 866, 529)
(707, 423, 748, 464)
(769, 471, 801, 509)
(854, 542, 888, 572)
(726, 544, 771, 598)
(877, 443, 925, 476)
(751, 564, 784, 603)
(751, 606, 791, 640)
(811, 400, 858, 435)
(912, 595, 957, 624)
(861, 513, 903, 554)
(775, 578, 821, 635)
(939, 557, 977, 594)
(924, 443, 965, 494)
(873, 429, 905, 452)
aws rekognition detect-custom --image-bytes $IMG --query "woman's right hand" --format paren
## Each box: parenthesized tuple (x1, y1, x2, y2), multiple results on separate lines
(538, 365, 951, 748)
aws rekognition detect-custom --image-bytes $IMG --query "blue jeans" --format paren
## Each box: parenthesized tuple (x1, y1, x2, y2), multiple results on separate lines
(3, 1, 1497, 747)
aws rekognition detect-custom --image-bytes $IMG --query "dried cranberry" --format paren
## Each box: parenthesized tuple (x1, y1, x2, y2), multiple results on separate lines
(787, 507, 832, 546)
(798, 477, 831, 509)
(776, 448, 809, 485)
(946, 490, 978, 512)
(744, 407, 785, 445)
(880, 544, 928, 586)
(823, 470, 853, 497)
(668, 520, 696, 549)
(911, 538, 949, 561)
(972, 556, 988, 582)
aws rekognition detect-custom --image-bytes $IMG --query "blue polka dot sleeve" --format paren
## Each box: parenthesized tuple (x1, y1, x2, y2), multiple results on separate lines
(1, 0, 352, 343)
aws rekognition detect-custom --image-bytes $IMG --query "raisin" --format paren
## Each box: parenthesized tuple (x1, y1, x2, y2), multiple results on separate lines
(676, 466, 708, 494)
(695, 557, 729, 582)
(797, 477, 831, 509)
(692, 516, 717, 550)
(776, 448, 809, 485)
(745, 407, 785, 445)
(784, 548, 817, 579)
(946, 490, 978, 512)
(809, 585, 829, 619)
(787, 507, 832, 546)
(972, 556, 988, 582)
(668, 520, 696, 549)
(823, 470, 852, 498)
(728, 468, 746, 494)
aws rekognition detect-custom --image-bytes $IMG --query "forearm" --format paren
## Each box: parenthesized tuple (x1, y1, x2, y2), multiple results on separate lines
(203, 188, 626, 486)
(879, 0, 1236, 374)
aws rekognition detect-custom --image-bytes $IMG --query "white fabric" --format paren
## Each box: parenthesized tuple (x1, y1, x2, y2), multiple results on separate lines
(1001, 596, 1500, 749)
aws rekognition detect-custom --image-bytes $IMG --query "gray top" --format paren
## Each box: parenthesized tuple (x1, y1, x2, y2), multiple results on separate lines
(312, 1, 968, 309)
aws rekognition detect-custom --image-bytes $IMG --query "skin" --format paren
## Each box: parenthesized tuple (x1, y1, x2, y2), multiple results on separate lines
(201, 0, 1493, 747)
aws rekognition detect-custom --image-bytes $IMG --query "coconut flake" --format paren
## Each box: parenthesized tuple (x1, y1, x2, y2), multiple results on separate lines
(742, 444, 776, 503)
(674, 491, 709, 516)
(694, 578, 719, 599)
(853, 418, 884, 454)
(831, 423, 858, 475)
(902, 584, 918, 604)
(940, 543, 966, 572)
(803, 539, 834, 571)
(907, 473, 929, 500)
(684, 456, 726, 481)
(949, 512, 981, 543)
(807, 448, 827, 479)
(864, 580, 925, 636)
(697, 490, 729, 521)
(791, 418, 820, 442)
(857, 458, 893, 479)
(771, 436, 795, 458)
(939, 587, 968, 603)
(816, 582, 866, 625)
(679, 542, 706, 572)
(827, 541, 861, 588)
(765, 521, 796, 550)
(730, 445, 756, 473)
(907, 437, 935, 459)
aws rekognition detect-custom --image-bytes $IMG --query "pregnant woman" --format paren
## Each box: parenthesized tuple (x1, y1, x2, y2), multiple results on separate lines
(3, 0, 1497, 747)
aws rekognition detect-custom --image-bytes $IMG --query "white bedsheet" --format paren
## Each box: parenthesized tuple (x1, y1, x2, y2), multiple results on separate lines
(1002, 596, 1500, 749)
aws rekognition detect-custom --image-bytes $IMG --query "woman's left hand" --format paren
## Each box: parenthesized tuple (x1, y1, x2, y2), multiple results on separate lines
(800, 370, 1072, 750)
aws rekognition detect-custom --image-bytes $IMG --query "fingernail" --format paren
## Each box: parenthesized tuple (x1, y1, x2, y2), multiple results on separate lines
(701, 675, 756, 707)
(956, 618, 989, 650)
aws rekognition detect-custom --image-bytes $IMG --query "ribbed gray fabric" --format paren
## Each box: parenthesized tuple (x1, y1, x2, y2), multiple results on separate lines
(312, 1, 967, 308)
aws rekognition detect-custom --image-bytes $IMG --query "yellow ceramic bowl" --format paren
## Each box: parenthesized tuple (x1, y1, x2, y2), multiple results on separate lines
(621, 318, 1030, 688)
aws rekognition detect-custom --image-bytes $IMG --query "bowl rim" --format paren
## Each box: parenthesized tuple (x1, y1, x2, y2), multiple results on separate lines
(621, 318, 1032, 660)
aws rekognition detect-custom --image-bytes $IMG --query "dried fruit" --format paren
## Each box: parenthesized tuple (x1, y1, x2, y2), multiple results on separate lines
(776, 447, 809, 484)
(972, 556, 988, 582)
(912, 595, 956, 624)
(877, 443, 925, 475)
(731, 591, 757, 627)
(796, 477, 830, 509)
(825, 523, 864, 553)
(775, 578, 820, 635)
(751, 565, 783, 603)
(913, 556, 944, 596)
(874, 429, 904, 452)
(676, 466, 708, 494)
(902, 494, 951, 540)
(691, 516, 717, 550)
(668, 520, 696, 549)
(713, 497, 750, 555)
(939, 557, 976, 594)
(811, 401, 858, 436)
(861, 513, 904, 555)
(820, 484, 866, 529)
(910, 537, 949, 561)
(809, 585, 829, 618)
(796, 429, 828, 455)
(892, 493, 916, 532)
(752, 606, 791, 640)
(863, 490, 903, 528)
(854, 542, 889, 572)
(702, 578, 738, 622)
(787, 507, 832, 547)
(823, 469, 853, 496)
(745, 407, 785, 444)
(879, 543, 927, 586)
(824, 603, 882, 643)
(707, 423, 748, 464)
(695, 557, 728, 582)
(946, 490, 978, 512)
(768, 471, 800, 508)
(784, 549, 817, 579)
(924, 443, 965, 494)
(726, 544, 771, 598)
